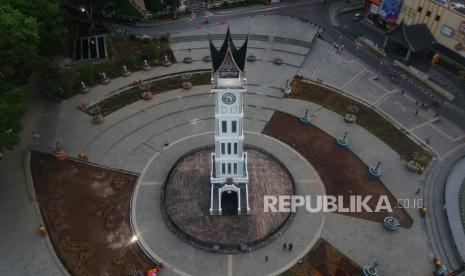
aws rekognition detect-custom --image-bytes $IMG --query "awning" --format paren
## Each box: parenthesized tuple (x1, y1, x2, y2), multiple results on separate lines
(386, 22, 435, 52)
(430, 42, 465, 70)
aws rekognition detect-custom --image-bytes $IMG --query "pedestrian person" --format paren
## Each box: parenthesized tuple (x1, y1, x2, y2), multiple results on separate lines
(288, 243, 293, 251)
(265, 256, 269, 261)
(426, 137, 431, 145)
(415, 188, 421, 195)
(283, 243, 287, 250)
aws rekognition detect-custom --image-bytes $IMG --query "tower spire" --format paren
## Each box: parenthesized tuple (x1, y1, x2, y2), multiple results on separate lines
(209, 27, 248, 72)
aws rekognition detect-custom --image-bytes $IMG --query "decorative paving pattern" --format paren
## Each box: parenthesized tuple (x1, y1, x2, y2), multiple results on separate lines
(39, 15, 464, 275)
(30, 151, 157, 276)
(263, 111, 413, 227)
(163, 147, 294, 252)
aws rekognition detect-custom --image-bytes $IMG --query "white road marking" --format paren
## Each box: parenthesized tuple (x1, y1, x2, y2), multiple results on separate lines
(228, 255, 233, 276)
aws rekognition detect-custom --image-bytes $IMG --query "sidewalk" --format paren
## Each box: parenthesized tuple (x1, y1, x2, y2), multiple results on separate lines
(336, 5, 465, 107)
(0, 79, 67, 275)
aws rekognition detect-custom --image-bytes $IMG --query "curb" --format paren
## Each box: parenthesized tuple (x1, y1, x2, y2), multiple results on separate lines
(300, 78, 436, 159)
(328, 1, 363, 27)
(23, 150, 70, 276)
(356, 37, 387, 57)
(393, 61, 455, 102)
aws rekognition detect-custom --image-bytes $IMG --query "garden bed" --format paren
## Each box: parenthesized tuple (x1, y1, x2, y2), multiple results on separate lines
(288, 79, 432, 166)
(30, 151, 159, 276)
(44, 35, 176, 99)
(263, 112, 413, 227)
(85, 72, 210, 116)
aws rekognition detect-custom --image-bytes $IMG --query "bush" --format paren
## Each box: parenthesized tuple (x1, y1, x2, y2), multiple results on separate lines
(78, 63, 96, 86)
(147, 41, 157, 60)
(88, 72, 210, 116)
(96, 59, 116, 77)
(289, 80, 433, 165)
(124, 54, 139, 70)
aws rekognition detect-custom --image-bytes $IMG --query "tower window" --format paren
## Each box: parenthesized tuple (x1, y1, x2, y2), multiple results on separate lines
(227, 143, 231, 154)
(222, 163, 226, 174)
(233, 163, 238, 174)
(234, 143, 238, 154)
(227, 163, 232, 174)
(221, 143, 225, 154)
(222, 121, 227, 133)
(426, 10, 431, 17)
(232, 121, 237, 133)
(435, 15, 440, 21)
(417, 6, 422, 12)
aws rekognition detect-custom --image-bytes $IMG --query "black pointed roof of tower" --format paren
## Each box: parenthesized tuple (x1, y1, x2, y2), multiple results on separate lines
(209, 27, 248, 72)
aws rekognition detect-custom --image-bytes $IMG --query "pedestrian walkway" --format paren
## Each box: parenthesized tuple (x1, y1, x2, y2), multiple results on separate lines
(2, 14, 464, 276)
(0, 81, 68, 276)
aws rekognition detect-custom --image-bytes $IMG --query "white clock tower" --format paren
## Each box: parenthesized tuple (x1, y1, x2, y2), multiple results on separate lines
(209, 29, 250, 216)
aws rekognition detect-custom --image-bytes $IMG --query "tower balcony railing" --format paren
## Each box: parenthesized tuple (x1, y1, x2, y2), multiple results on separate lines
(210, 76, 247, 90)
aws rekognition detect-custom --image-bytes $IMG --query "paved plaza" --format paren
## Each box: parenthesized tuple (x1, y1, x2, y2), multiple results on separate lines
(1, 14, 464, 276)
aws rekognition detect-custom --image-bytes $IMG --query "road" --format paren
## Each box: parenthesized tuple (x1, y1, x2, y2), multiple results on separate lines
(103, 0, 465, 129)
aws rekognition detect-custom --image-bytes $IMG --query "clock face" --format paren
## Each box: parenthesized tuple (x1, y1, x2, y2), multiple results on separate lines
(222, 93, 236, 105)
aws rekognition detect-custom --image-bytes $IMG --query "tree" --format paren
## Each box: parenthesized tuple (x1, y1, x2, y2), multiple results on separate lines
(0, 4, 39, 155)
(0, 4, 40, 83)
(0, 85, 25, 154)
(8, 0, 68, 57)
(145, 0, 163, 13)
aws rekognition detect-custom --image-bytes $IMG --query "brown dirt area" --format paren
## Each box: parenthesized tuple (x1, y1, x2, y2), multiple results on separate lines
(164, 148, 294, 248)
(282, 238, 361, 276)
(30, 151, 158, 276)
(263, 111, 413, 228)
(288, 79, 432, 167)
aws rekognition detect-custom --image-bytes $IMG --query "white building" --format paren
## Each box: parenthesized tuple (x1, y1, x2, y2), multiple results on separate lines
(209, 29, 250, 216)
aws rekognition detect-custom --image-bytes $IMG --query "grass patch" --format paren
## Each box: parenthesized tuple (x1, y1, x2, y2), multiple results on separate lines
(87, 72, 210, 116)
(289, 79, 432, 166)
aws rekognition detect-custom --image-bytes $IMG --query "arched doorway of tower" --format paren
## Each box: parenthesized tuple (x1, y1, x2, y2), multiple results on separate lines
(221, 190, 238, 215)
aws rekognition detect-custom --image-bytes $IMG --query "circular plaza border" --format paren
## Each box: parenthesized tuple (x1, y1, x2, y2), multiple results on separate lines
(131, 131, 326, 276)
(160, 145, 296, 254)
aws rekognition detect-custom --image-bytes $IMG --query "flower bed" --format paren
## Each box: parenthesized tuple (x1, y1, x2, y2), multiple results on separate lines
(85, 72, 210, 116)
(288, 79, 432, 166)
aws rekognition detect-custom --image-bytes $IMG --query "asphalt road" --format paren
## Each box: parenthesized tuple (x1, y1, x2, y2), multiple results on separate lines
(103, 0, 465, 128)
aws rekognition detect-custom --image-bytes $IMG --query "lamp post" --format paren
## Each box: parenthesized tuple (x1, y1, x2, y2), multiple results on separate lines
(299, 109, 311, 125)
(79, 0, 95, 29)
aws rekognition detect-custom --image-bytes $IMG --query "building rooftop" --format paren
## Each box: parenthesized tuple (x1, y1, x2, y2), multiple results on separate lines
(450, 0, 465, 15)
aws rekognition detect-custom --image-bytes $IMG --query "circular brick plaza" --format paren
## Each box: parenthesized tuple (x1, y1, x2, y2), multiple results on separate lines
(162, 146, 295, 253)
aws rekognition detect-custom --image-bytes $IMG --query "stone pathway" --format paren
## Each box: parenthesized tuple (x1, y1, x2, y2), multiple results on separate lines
(47, 15, 465, 276)
(2, 14, 464, 276)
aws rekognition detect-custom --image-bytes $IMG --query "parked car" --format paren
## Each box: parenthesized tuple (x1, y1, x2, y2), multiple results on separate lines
(352, 13, 362, 21)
